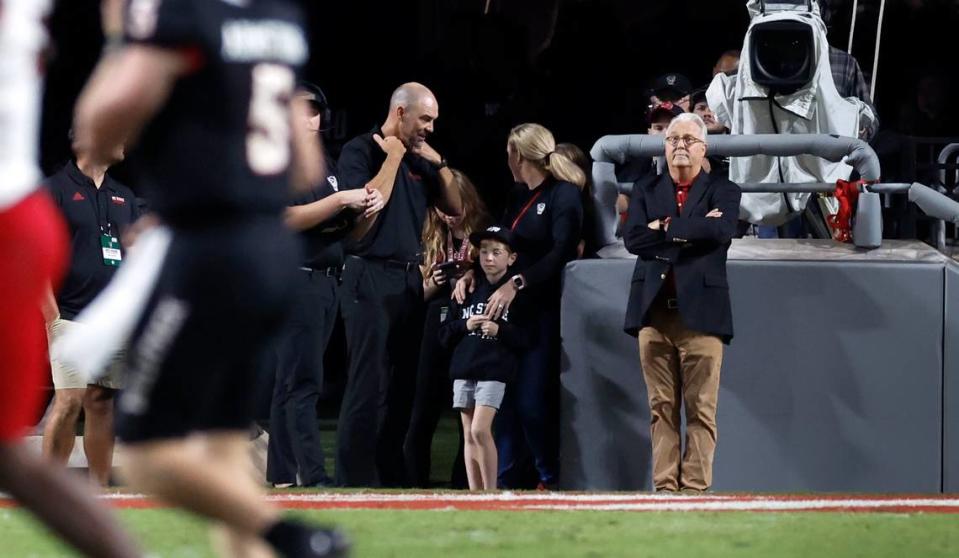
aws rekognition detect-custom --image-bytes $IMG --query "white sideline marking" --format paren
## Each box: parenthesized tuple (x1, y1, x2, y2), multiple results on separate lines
(96, 492, 959, 512)
(101, 492, 739, 502)
(264, 494, 959, 506)
(526, 499, 959, 512)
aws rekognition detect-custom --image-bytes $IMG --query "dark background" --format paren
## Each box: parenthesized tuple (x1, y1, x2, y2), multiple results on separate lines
(41, 0, 959, 213)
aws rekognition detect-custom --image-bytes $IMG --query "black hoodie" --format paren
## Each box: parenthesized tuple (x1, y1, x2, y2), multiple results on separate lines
(438, 271, 528, 383)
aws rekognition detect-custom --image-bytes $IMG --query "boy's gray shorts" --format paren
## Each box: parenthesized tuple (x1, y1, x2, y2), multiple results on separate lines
(452, 379, 506, 410)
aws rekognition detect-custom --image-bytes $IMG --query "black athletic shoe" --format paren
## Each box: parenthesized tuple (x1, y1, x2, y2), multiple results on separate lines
(300, 476, 336, 489)
(264, 520, 351, 557)
(303, 527, 351, 557)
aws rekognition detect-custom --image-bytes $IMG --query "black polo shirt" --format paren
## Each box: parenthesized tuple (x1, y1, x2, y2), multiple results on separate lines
(337, 128, 441, 262)
(293, 159, 352, 269)
(46, 161, 140, 319)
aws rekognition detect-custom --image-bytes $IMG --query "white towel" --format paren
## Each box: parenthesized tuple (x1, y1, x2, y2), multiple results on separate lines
(52, 225, 173, 382)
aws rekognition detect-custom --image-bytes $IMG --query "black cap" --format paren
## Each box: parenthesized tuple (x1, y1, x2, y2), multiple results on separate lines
(649, 73, 692, 101)
(469, 226, 515, 251)
(647, 101, 685, 126)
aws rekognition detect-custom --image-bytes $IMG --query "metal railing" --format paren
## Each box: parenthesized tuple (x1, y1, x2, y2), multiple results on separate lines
(590, 133, 959, 250)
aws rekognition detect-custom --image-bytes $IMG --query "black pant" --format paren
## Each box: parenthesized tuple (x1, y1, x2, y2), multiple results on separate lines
(403, 295, 467, 488)
(496, 304, 561, 488)
(265, 267, 339, 486)
(336, 256, 424, 487)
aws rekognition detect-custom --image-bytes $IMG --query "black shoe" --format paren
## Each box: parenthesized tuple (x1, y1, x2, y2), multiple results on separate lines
(301, 476, 336, 489)
(304, 527, 351, 558)
(264, 520, 351, 558)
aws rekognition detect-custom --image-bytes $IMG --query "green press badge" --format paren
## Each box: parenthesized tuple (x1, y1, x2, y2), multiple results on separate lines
(100, 234, 122, 266)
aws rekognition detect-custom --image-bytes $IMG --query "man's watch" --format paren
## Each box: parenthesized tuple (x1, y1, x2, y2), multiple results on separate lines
(511, 274, 526, 291)
(434, 158, 448, 170)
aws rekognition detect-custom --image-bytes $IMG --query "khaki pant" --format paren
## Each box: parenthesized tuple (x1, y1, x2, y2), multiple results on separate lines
(48, 318, 125, 390)
(638, 302, 723, 491)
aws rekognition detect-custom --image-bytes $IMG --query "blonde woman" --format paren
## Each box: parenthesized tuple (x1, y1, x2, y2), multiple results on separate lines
(455, 123, 584, 489)
(404, 169, 489, 487)
(419, 170, 489, 300)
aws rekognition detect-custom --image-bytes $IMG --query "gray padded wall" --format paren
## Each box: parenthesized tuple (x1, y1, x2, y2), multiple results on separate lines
(561, 258, 944, 492)
(945, 262, 959, 492)
(560, 260, 651, 490)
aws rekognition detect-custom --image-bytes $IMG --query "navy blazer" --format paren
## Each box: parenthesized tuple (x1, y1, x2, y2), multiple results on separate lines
(622, 170, 742, 343)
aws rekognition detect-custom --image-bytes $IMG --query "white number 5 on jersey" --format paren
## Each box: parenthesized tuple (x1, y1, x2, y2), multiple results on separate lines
(247, 63, 294, 175)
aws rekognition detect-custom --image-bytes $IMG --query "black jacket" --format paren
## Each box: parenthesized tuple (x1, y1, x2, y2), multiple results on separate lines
(623, 171, 741, 343)
(438, 273, 527, 382)
(502, 178, 583, 303)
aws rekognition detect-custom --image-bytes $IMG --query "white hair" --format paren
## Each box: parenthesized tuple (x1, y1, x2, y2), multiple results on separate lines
(665, 112, 708, 142)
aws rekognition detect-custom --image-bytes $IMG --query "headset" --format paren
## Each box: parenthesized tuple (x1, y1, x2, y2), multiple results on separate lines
(297, 81, 332, 130)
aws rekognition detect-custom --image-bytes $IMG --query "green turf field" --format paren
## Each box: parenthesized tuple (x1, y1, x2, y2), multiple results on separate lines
(7, 417, 954, 556)
(2, 507, 957, 557)
(314, 415, 460, 487)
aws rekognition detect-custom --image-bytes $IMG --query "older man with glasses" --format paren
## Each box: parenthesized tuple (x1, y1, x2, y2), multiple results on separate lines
(622, 113, 742, 494)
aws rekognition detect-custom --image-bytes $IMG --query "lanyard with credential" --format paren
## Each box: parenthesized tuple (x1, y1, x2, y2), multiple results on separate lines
(87, 185, 112, 236)
(89, 185, 121, 267)
(510, 189, 544, 231)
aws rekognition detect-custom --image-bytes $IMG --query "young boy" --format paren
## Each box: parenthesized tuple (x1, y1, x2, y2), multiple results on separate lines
(439, 226, 527, 490)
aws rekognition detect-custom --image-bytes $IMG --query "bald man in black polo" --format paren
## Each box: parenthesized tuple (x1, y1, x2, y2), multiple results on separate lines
(336, 83, 462, 487)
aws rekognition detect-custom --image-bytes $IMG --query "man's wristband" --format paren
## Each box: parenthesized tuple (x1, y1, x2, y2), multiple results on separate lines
(433, 158, 448, 170)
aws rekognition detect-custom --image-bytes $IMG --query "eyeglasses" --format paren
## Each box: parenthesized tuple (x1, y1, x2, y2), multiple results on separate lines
(664, 135, 705, 148)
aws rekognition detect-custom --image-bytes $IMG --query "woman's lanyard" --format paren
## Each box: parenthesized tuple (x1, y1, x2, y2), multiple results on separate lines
(446, 229, 470, 262)
(510, 189, 544, 231)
